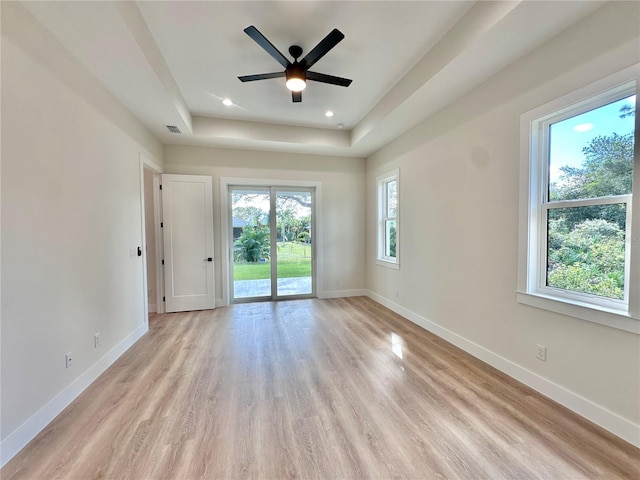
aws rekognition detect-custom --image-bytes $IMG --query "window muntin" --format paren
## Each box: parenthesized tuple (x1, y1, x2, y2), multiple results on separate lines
(377, 170, 399, 267)
(519, 72, 638, 328)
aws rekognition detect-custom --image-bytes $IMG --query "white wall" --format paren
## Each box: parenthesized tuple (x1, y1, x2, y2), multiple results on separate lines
(1, 5, 163, 464)
(163, 145, 366, 303)
(366, 3, 640, 445)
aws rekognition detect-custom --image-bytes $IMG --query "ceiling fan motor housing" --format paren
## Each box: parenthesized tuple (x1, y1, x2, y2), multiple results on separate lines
(286, 63, 306, 82)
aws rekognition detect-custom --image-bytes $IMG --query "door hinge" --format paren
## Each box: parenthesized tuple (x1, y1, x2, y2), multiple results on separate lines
(163, 296, 165, 302)
(161, 222, 163, 228)
(159, 184, 162, 190)
(161, 259, 164, 265)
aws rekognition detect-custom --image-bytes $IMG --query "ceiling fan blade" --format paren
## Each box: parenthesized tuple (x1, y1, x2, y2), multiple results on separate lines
(238, 72, 286, 82)
(243, 26, 290, 69)
(306, 71, 352, 87)
(300, 29, 345, 69)
(292, 91, 302, 103)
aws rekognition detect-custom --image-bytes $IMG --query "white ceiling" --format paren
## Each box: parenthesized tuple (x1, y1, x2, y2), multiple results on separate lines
(19, 1, 605, 158)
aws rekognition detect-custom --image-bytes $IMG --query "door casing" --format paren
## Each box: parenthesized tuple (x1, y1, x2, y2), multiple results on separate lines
(229, 185, 316, 303)
(139, 154, 163, 322)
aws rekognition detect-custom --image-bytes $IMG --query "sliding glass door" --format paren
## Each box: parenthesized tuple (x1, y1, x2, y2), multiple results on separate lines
(231, 186, 314, 302)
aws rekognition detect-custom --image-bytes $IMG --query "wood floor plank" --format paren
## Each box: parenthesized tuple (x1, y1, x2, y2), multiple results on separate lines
(2, 297, 639, 479)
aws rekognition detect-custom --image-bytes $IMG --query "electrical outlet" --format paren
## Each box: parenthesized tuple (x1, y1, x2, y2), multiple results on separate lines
(94, 333, 101, 348)
(536, 344, 547, 361)
(65, 352, 73, 368)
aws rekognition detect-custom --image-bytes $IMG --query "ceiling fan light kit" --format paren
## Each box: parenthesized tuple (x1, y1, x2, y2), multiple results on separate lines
(238, 25, 352, 103)
(285, 62, 306, 92)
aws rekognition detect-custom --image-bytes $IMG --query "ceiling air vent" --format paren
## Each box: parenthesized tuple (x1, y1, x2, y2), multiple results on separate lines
(165, 125, 181, 134)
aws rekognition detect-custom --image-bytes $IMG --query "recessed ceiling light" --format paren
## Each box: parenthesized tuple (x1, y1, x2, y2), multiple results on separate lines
(222, 98, 233, 106)
(325, 110, 334, 117)
(336, 123, 344, 129)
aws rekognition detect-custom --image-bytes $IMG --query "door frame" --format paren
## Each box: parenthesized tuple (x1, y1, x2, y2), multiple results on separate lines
(139, 154, 163, 323)
(220, 177, 323, 306)
(228, 185, 316, 303)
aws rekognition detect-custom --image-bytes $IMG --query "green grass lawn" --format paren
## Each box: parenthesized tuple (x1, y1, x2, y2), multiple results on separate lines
(234, 242, 311, 280)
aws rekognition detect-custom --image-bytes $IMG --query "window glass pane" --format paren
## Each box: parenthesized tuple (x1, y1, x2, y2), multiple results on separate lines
(386, 180, 397, 218)
(546, 203, 627, 299)
(548, 95, 635, 202)
(385, 220, 397, 258)
(276, 190, 313, 296)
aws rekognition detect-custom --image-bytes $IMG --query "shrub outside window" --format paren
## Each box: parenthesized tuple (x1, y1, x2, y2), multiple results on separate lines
(518, 68, 639, 333)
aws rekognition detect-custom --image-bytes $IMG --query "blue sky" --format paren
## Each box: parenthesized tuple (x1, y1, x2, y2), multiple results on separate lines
(549, 95, 635, 184)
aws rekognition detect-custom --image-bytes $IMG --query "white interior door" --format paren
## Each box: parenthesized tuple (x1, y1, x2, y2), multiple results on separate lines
(162, 174, 215, 312)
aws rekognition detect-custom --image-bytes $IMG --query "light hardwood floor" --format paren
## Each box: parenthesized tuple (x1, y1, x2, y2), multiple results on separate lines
(3, 297, 639, 479)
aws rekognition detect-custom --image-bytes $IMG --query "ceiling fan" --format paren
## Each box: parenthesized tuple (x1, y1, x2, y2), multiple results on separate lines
(238, 25, 352, 103)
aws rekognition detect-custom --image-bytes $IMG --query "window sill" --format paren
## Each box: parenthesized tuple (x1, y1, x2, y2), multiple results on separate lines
(376, 259, 400, 270)
(516, 291, 639, 334)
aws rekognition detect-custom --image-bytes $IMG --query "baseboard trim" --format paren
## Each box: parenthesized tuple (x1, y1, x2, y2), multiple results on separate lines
(366, 290, 640, 448)
(0, 322, 149, 467)
(319, 289, 368, 299)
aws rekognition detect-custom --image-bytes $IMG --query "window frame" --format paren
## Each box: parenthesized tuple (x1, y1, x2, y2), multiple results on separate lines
(517, 66, 639, 334)
(377, 169, 400, 269)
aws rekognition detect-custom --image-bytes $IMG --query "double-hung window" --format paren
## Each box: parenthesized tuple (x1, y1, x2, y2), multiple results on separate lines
(518, 67, 638, 333)
(377, 169, 399, 269)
